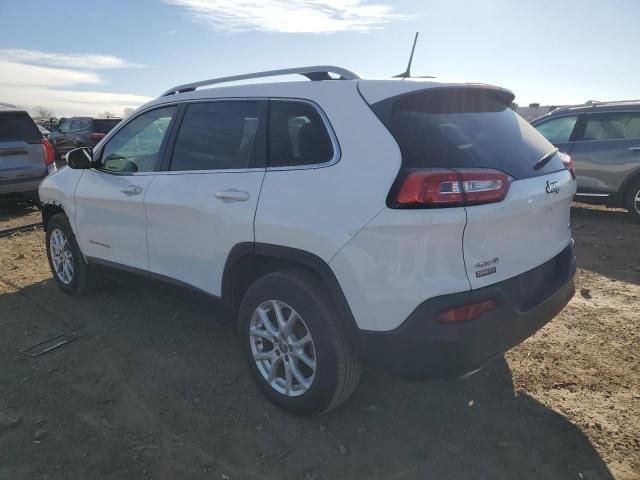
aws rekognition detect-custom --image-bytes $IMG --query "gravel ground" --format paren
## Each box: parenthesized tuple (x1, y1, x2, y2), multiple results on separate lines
(0, 202, 638, 480)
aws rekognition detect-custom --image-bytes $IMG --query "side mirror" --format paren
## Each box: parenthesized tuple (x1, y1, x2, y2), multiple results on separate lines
(66, 147, 93, 169)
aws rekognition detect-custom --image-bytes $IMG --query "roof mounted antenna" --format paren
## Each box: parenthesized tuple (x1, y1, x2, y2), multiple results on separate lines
(394, 32, 419, 78)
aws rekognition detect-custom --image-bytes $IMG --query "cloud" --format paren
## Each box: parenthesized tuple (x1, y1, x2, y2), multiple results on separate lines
(2, 84, 153, 117)
(0, 49, 139, 70)
(0, 50, 151, 117)
(163, 0, 410, 33)
(0, 60, 102, 88)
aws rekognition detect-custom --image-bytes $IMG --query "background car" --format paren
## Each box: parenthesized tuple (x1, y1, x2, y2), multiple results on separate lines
(49, 117, 121, 160)
(0, 103, 56, 202)
(532, 101, 640, 221)
(37, 124, 50, 139)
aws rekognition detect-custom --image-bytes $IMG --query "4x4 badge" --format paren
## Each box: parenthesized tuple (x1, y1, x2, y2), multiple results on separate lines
(545, 180, 560, 194)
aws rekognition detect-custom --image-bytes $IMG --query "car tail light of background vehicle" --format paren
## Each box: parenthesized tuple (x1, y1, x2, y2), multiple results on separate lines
(90, 132, 106, 146)
(41, 139, 55, 166)
(396, 168, 511, 207)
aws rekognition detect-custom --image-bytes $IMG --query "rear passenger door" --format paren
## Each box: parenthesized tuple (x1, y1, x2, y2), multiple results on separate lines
(144, 100, 266, 296)
(569, 111, 640, 194)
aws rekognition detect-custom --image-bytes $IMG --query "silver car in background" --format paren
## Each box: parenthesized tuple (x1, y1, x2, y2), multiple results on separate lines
(532, 101, 640, 221)
(0, 103, 56, 202)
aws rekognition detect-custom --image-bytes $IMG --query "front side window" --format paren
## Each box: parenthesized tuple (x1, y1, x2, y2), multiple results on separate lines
(583, 112, 640, 141)
(170, 101, 260, 171)
(268, 101, 334, 167)
(534, 116, 578, 144)
(98, 106, 176, 173)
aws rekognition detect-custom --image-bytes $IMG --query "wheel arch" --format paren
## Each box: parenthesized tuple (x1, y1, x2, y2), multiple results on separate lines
(221, 243, 359, 336)
(621, 168, 640, 203)
(41, 202, 68, 232)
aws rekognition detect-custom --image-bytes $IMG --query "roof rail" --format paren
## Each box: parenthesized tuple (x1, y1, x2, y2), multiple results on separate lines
(589, 99, 640, 106)
(161, 65, 362, 97)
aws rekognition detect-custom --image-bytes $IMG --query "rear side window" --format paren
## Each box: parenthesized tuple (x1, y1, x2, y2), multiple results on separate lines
(373, 88, 564, 179)
(70, 119, 88, 131)
(268, 101, 334, 167)
(0, 111, 41, 143)
(534, 116, 579, 144)
(582, 112, 640, 140)
(93, 119, 120, 134)
(171, 101, 260, 171)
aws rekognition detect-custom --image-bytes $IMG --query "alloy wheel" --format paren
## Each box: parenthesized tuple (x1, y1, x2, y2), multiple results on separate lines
(49, 228, 74, 285)
(249, 300, 317, 397)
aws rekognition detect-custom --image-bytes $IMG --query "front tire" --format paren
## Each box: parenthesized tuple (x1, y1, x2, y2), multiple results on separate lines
(625, 179, 640, 223)
(45, 213, 97, 295)
(238, 269, 361, 416)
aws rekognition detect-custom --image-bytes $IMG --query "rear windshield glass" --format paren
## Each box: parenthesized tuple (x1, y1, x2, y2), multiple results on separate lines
(0, 111, 41, 143)
(373, 88, 564, 179)
(93, 119, 121, 134)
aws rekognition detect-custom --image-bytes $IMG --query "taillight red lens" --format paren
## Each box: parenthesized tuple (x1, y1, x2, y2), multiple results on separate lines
(559, 152, 576, 179)
(397, 170, 462, 205)
(41, 139, 55, 166)
(396, 169, 510, 207)
(438, 299, 497, 323)
(90, 132, 106, 141)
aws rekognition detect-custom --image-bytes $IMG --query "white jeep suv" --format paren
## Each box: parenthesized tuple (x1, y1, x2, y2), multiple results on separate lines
(39, 66, 577, 415)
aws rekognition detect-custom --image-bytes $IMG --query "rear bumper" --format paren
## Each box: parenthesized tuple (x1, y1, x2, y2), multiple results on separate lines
(0, 175, 46, 198)
(356, 243, 576, 378)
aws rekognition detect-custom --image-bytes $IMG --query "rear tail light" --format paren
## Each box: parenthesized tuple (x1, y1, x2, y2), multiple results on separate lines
(559, 152, 576, 179)
(438, 299, 497, 323)
(41, 139, 55, 166)
(396, 169, 511, 207)
(90, 132, 106, 142)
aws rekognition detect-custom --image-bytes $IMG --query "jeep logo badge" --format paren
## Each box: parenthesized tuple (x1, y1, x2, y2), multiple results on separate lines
(545, 180, 559, 194)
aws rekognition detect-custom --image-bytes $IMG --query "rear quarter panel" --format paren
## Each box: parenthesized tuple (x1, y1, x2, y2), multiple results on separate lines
(254, 81, 401, 262)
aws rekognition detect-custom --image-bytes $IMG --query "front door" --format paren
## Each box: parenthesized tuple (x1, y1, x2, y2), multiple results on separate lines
(74, 105, 178, 271)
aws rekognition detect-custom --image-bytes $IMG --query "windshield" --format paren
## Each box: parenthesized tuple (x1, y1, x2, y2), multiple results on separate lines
(373, 88, 564, 179)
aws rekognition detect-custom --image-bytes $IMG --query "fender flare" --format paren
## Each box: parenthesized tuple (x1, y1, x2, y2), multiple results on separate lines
(221, 242, 359, 335)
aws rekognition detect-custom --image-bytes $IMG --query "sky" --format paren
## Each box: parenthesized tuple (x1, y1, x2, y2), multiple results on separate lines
(1, 0, 638, 117)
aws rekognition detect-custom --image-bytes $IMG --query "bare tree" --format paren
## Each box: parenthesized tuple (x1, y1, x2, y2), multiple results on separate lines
(32, 105, 55, 120)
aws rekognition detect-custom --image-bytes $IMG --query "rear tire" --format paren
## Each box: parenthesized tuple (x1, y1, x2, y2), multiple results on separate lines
(238, 269, 361, 416)
(45, 213, 98, 295)
(625, 179, 640, 223)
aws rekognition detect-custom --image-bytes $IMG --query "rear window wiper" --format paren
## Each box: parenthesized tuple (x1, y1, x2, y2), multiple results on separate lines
(533, 148, 559, 171)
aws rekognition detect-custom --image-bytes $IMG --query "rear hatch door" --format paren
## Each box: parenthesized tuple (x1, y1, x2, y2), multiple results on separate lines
(371, 86, 575, 289)
(0, 111, 46, 182)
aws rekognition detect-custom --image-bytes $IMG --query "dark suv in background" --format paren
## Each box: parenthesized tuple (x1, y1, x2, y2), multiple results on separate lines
(0, 103, 56, 202)
(49, 117, 121, 160)
(532, 101, 640, 221)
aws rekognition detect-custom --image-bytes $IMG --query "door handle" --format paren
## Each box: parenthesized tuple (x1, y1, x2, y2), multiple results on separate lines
(121, 185, 143, 196)
(629, 146, 640, 152)
(215, 189, 250, 202)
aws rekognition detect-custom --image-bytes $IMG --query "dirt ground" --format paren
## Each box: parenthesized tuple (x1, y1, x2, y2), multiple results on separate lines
(0, 202, 638, 480)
